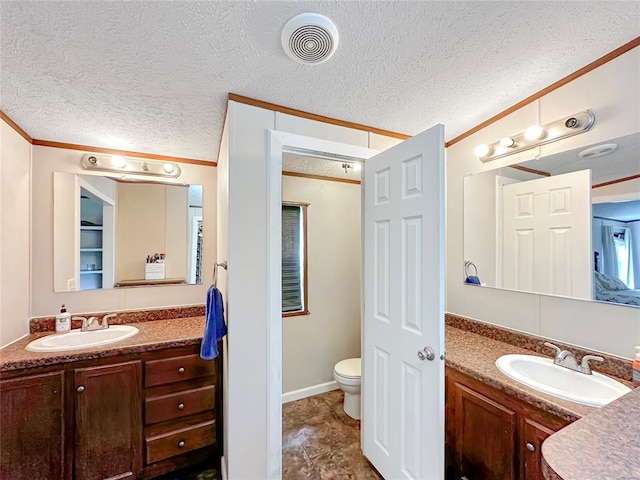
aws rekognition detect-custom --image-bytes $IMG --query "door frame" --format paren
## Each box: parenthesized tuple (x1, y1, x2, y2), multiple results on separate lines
(266, 130, 378, 477)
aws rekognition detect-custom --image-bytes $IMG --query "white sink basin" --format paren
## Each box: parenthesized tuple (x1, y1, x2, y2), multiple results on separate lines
(496, 354, 631, 407)
(25, 325, 139, 352)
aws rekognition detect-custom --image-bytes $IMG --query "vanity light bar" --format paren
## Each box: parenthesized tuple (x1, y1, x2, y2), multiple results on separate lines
(476, 110, 595, 163)
(80, 154, 182, 178)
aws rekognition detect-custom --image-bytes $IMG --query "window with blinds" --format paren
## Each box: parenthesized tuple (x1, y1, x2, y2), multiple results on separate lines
(282, 203, 307, 314)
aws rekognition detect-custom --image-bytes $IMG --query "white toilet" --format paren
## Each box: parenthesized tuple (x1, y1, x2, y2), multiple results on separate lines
(333, 358, 361, 420)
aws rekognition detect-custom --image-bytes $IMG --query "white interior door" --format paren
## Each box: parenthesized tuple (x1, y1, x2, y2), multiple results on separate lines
(502, 169, 592, 299)
(362, 125, 445, 480)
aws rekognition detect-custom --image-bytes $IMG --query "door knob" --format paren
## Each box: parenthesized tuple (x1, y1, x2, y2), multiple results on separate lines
(77, 385, 85, 393)
(526, 442, 535, 452)
(417, 346, 435, 361)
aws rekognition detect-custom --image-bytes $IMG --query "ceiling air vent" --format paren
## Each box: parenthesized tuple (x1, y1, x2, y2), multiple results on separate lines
(281, 13, 339, 65)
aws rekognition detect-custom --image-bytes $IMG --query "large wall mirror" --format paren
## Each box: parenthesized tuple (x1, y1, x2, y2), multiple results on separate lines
(463, 131, 639, 308)
(53, 173, 203, 292)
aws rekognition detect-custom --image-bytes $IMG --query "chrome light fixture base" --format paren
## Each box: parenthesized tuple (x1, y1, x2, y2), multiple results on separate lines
(81, 154, 181, 178)
(477, 110, 595, 163)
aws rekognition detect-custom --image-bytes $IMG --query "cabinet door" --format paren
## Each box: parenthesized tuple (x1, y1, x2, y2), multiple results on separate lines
(74, 361, 142, 480)
(0, 371, 65, 480)
(521, 418, 555, 480)
(454, 382, 517, 480)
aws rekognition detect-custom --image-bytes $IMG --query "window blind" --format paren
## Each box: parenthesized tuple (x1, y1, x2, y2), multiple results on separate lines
(282, 205, 303, 312)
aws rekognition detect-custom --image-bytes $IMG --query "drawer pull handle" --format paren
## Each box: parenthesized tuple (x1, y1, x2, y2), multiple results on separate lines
(526, 442, 535, 452)
(178, 440, 185, 448)
(178, 367, 185, 374)
(178, 403, 185, 410)
(77, 385, 85, 393)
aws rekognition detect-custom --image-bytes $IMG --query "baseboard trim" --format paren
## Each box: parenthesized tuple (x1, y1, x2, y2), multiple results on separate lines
(220, 455, 227, 480)
(282, 380, 340, 404)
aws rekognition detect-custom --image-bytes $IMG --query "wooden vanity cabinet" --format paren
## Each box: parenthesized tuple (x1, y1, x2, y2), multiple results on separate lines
(446, 367, 570, 480)
(0, 371, 65, 480)
(0, 344, 221, 480)
(74, 361, 143, 480)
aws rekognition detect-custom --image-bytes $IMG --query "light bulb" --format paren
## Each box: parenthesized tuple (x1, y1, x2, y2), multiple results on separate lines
(163, 163, 175, 174)
(524, 126, 544, 141)
(475, 144, 490, 157)
(352, 162, 362, 172)
(111, 155, 126, 168)
(500, 137, 515, 148)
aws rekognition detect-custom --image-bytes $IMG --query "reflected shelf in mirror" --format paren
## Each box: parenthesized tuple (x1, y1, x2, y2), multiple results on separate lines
(53, 172, 204, 292)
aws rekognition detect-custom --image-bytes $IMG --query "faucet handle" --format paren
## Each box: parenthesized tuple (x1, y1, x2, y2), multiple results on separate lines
(101, 313, 117, 329)
(543, 342, 562, 357)
(580, 354, 604, 375)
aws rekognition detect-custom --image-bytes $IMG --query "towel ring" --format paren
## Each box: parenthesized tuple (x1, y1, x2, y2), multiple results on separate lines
(213, 261, 228, 287)
(464, 260, 477, 277)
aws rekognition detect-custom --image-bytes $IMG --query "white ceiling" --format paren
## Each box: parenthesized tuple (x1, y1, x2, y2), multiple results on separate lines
(518, 132, 640, 185)
(1, 1, 638, 161)
(592, 200, 640, 222)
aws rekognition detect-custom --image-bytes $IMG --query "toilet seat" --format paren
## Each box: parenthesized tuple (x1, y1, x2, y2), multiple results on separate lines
(334, 358, 361, 380)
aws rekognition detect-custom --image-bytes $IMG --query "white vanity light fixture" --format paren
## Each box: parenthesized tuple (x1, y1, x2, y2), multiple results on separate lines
(476, 110, 595, 163)
(81, 154, 182, 178)
(475, 143, 491, 157)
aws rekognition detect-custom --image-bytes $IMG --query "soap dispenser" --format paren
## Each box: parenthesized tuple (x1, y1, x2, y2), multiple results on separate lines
(56, 304, 71, 333)
(633, 346, 640, 387)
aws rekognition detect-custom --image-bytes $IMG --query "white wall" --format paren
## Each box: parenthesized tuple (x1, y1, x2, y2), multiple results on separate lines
(116, 183, 189, 282)
(446, 47, 640, 359)
(222, 100, 392, 479)
(30, 145, 217, 317)
(0, 119, 31, 347)
(592, 177, 640, 203)
(282, 175, 361, 393)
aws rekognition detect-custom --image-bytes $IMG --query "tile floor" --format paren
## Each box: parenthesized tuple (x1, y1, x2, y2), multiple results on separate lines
(283, 390, 383, 480)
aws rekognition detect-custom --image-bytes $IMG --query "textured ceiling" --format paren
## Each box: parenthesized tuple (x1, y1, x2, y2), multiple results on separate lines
(518, 132, 640, 185)
(1, 1, 638, 161)
(283, 152, 361, 180)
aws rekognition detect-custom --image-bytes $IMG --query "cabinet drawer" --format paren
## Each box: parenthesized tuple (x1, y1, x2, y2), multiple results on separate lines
(145, 354, 215, 387)
(145, 420, 215, 464)
(145, 385, 215, 425)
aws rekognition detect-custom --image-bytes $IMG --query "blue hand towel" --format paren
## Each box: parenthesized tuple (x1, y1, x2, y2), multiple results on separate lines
(200, 285, 227, 360)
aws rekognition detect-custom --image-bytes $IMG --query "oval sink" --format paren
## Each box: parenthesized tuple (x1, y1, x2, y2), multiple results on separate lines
(25, 325, 139, 352)
(496, 354, 631, 407)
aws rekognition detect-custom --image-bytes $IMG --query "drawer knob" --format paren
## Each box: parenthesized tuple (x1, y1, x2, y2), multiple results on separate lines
(77, 385, 85, 393)
(178, 367, 185, 374)
(178, 403, 185, 410)
(526, 442, 535, 452)
(178, 440, 185, 448)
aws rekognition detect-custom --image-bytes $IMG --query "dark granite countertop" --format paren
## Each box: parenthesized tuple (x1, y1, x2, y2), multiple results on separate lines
(445, 326, 597, 421)
(0, 316, 205, 372)
(445, 323, 638, 479)
(541, 387, 640, 480)
(3, 313, 637, 479)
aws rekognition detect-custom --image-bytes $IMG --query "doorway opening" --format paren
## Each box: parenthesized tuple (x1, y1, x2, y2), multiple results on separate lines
(266, 130, 378, 477)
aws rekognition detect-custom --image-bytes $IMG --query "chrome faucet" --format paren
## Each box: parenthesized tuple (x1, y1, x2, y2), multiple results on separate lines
(73, 313, 116, 331)
(544, 342, 604, 375)
(101, 313, 117, 329)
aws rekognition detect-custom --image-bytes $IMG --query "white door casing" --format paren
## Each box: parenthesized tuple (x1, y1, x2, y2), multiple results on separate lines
(502, 169, 592, 299)
(362, 125, 445, 480)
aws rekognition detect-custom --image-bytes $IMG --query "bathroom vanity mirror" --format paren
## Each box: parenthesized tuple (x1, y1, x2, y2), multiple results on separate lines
(53, 173, 203, 292)
(463, 132, 640, 307)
